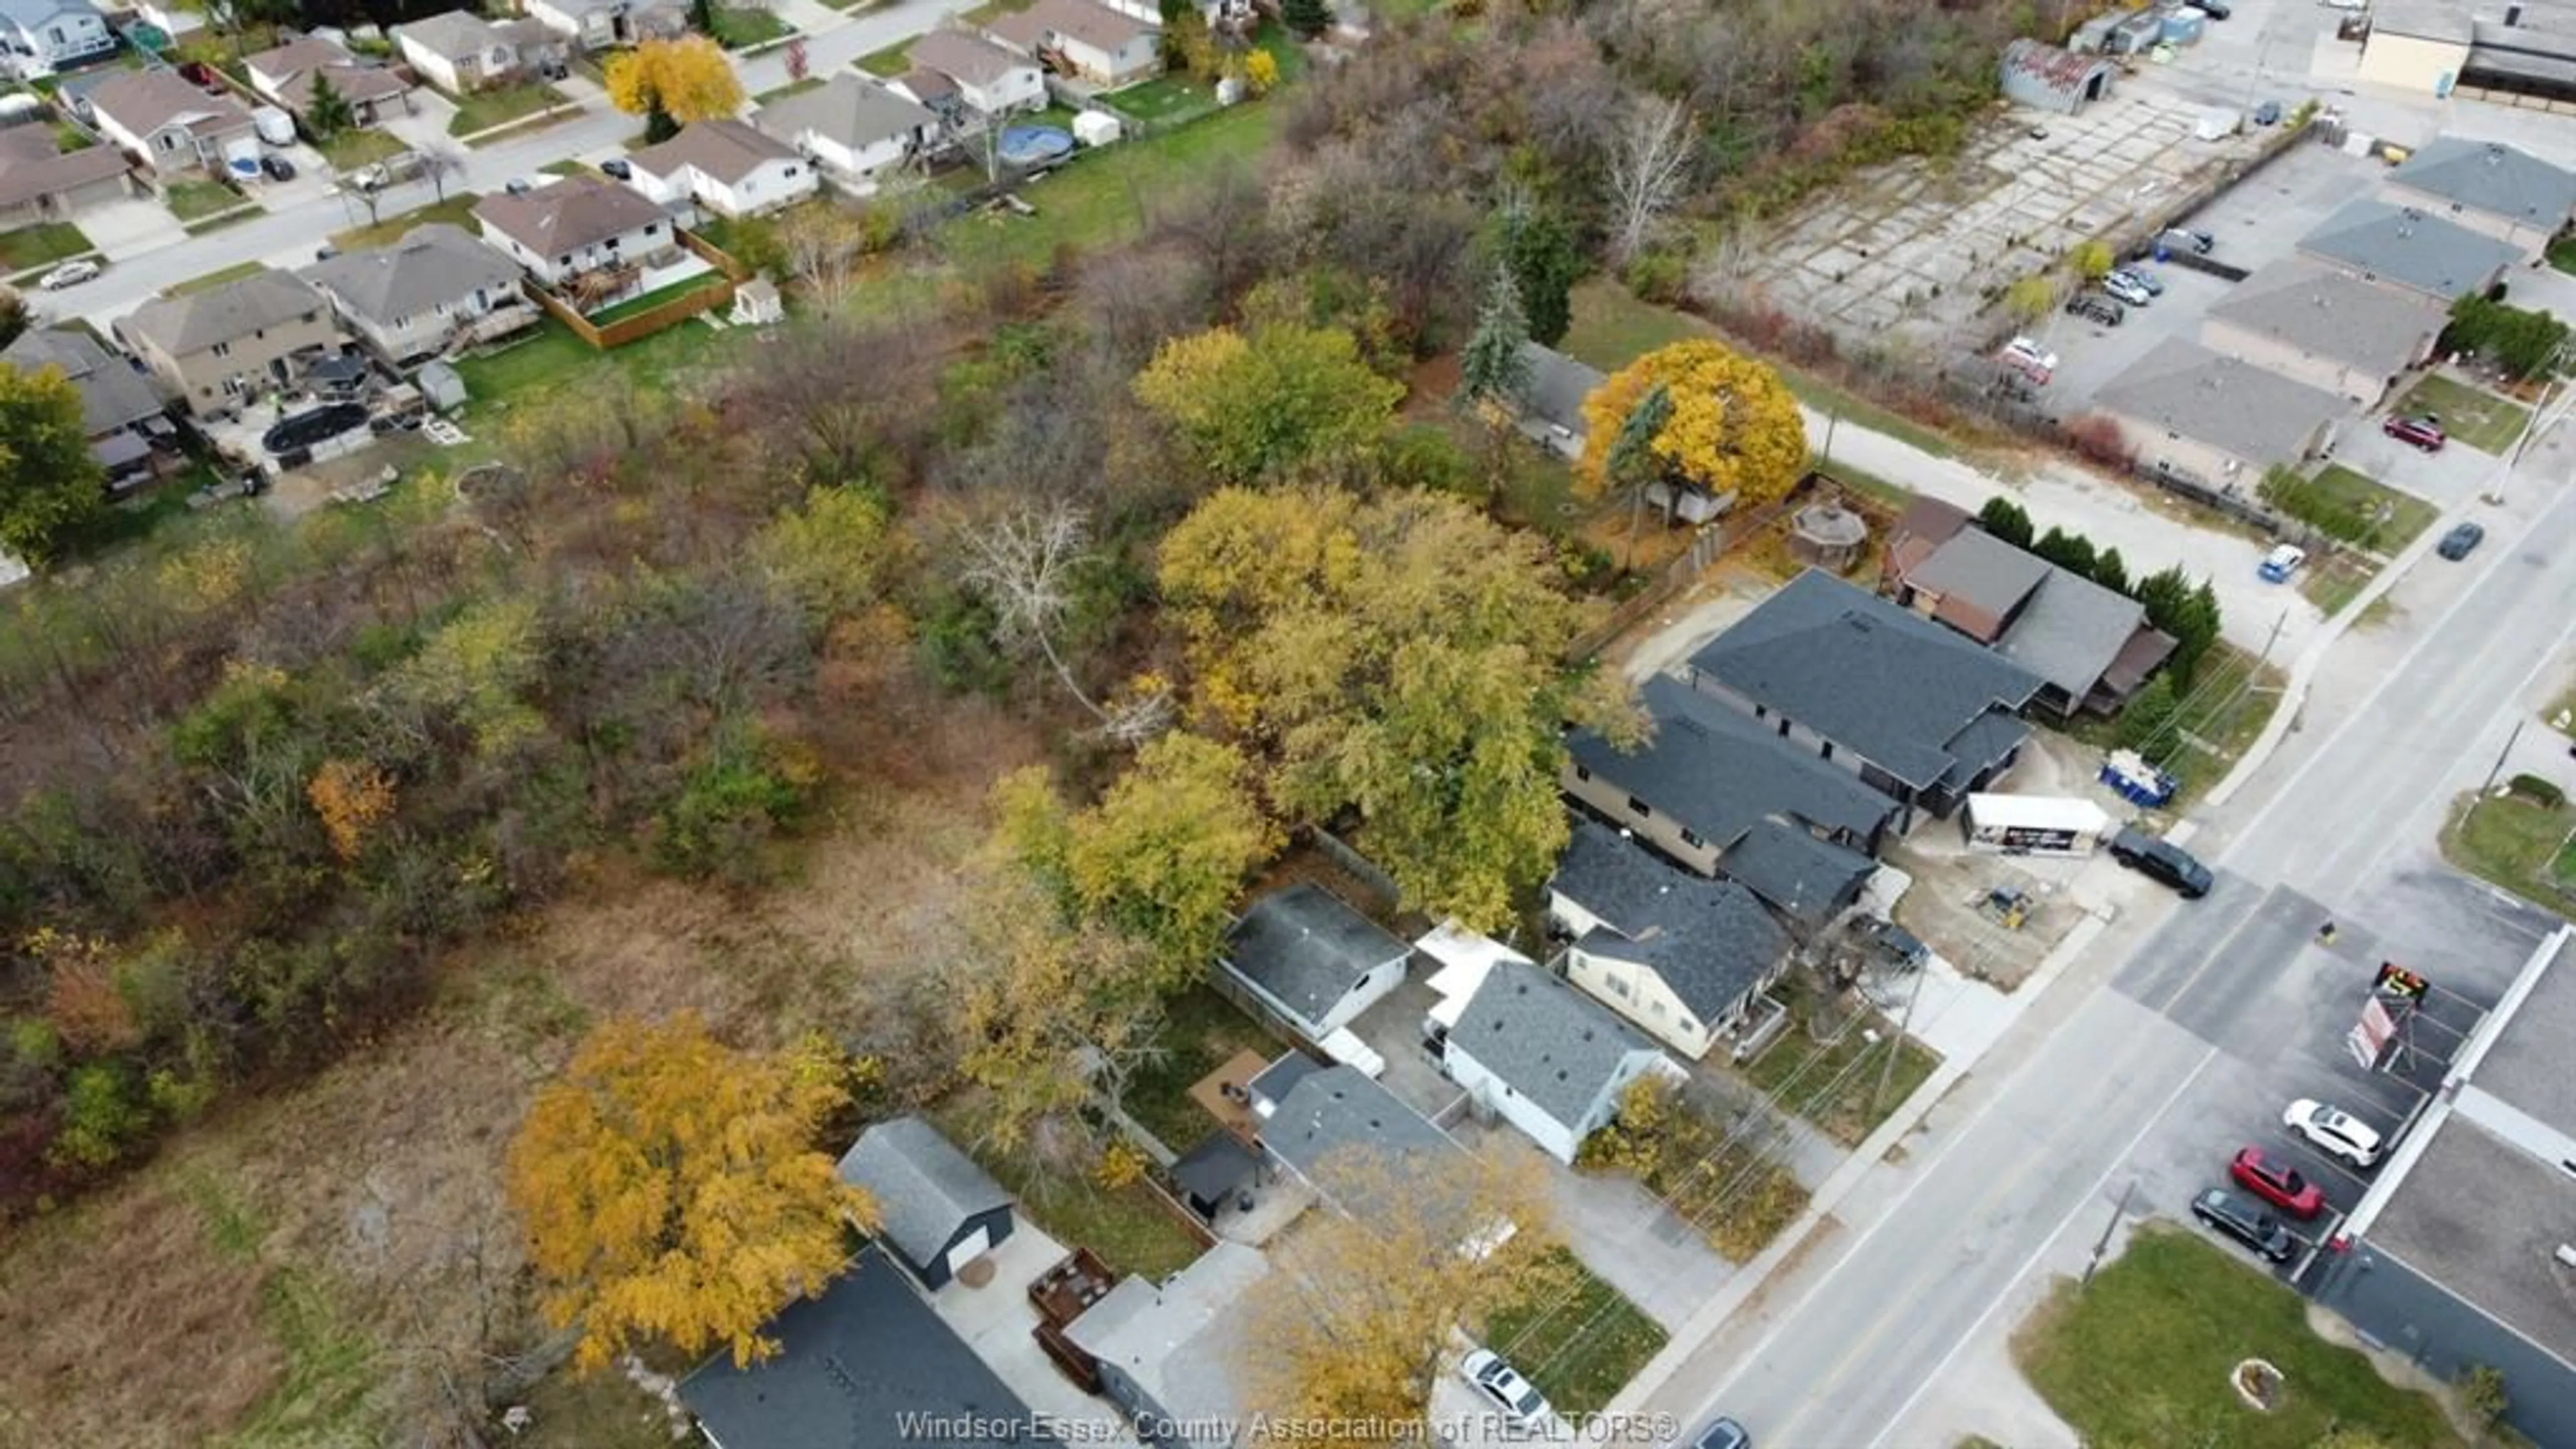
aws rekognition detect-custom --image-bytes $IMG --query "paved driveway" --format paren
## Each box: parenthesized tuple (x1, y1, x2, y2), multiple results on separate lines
(77, 196, 186, 259)
(1347, 974, 1467, 1122)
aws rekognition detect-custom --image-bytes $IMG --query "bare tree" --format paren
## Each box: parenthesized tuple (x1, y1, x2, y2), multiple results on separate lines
(775, 205, 869, 311)
(957, 499, 1169, 745)
(417, 141, 467, 203)
(1606, 93, 1696, 263)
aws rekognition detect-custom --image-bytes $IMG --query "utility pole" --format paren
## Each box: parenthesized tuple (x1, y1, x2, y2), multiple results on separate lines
(2082, 1178, 2139, 1289)
(1821, 404, 1841, 470)
(2473, 718, 2526, 813)
(1868, 955, 1929, 1118)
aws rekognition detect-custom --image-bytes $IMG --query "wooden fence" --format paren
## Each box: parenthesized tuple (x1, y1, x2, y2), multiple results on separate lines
(1565, 484, 1806, 663)
(525, 229, 751, 352)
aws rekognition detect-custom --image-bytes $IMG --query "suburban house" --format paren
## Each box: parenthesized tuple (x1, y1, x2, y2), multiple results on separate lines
(836, 1115, 1014, 1291)
(2383, 135, 2576, 259)
(2093, 338, 2347, 488)
(750, 74, 937, 191)
(113, 268, 344, 416)
(301, 223, 535, 366)
(0, 0, 112, 80)
(1547, 818, 1794, 1061)
(1998, 37, 2116, 115)
(1512, 341, 1605, 461)
(87, 68, 257, 176)
(1565, 676, 1890, 925)
(986, 0, 1161, 89)
(519, 0, 686, 50)
(1682, 569, 2047, 833)
(678, 1245, 1039, 1449)
(2296, 198, 2522, 301)
(1216, 883, 1411, 1052)
(244, 34, 413, 128)
(1882, 498, 2179, 718)
(1, 325, 174, 488)
(1066, 1241, 1268, 1449)
(396, 9, 561, 93)
(624, 117, 816, 219)
(2199, 260, 2448, 406)
(0, 124, 133, 229)
(1440, 958, 1673, 1164)
(904, 28, 1047, 118)
(471, 174, 676, 285)
(1258, 1063, 1468, 1216)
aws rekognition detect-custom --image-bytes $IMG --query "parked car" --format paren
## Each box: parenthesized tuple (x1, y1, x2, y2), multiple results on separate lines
(2437, 521, 2486, 560)
(504, 177, 534, 196)
(1461, 1349, 1553, 1428)
(2109, 266, 2164, 296)
(2254, 99, 2282, 125)
(2199, 0, 2233, 16)
(2259, 543, 2307, 582)
(2101, 272, 2154, 307)
(38, 258, 100, 290)
(2161, 227, 2217, 254)
(1686, 1420, 1753, 1449)
(2108, 826, 2212, 898)
(2284, 1099, 2384, 1168)
(260, 152, 296, 181)
(600, 157, 632, 180)
(2067, 292, 2125, 326)
(2000, 335, 2057, 384)
(2192, 1186, 2300, 1263)
(2383, 414, 2447, 451)
(2230, 1146, 2324, 1218)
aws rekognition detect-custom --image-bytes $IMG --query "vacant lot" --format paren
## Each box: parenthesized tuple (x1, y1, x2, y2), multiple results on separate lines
(936, 95, 1281, 272)
(1741, 976, 1940, 1146)
(2396, 373, 2530, 455)
(2016, 1228, 2462, 1448)
(2442, 791, 2576, 904)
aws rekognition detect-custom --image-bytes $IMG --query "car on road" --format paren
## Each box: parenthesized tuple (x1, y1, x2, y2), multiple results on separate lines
(38, 258, 99, 290)
(2382, 414, 2446, 451)
(1684, 1419, 1752, 1449)
(2192, 1185, 2300, 1263)
(2066, 292, 2125, 326)
(2108, 266, 2163, 296)
(1460, 1349, 1552, 1428)
(2108, 826, 2212, 899)
(2437, 521, 2486, 560)
(2101, 272, 2153, 307)
(2200, 0, 2232, 15)
(2259, 543, 2307, 582)
(260, 153, 295, 181)
(2284, 1099, 2383, 1168)
(2230, 1146, 2324, 1218)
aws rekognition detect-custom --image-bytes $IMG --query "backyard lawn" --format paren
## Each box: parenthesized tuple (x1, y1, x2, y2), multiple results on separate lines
(926, 1091, 1203, 1280)
(2396, 372, 2531, 454)
(451, 309, 747, 413)
(447, 81, 567, 138)
(2015, 1228, 2463, 1449)
(164, 177, 248, 223)
(329, 191, 480, 250)
(586, 271, 729, 327)
(708, 5, 794, 48)
(2299, 464, 2437, 552)
(1483, 1249, 1668, 1417)
(1119, 983, 1289, 1152)
(316, 127, 405, 172)
(1106, 72, 1219, 125)
(0, 220, 93, 274)
(936, 98, 1283, 271)
(1741, 976, 1939, 1147)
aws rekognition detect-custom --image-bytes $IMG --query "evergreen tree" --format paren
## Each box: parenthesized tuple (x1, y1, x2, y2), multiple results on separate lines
(2116, 674, 2182, 762)
(2091, 546, 2130, 596)
(2032, 525, 2096, 578)
(1495, 203, 1581, 347)
(1978, 494, 2034, 547)
(1457, 266, 1532, 413)
(302, 69, 356, 140)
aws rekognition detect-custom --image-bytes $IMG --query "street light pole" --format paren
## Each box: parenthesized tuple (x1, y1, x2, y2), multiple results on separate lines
(2082, 1178, 2140, 1289)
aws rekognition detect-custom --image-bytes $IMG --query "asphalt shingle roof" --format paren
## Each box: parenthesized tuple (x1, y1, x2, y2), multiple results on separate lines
(472, 174, 665, 260)
(1515, 341, 1605, 437)
(0, 125, 127, 214)
(1569, 674, 1898, 853)
(2204, 260, 2449, 376)
(301, 223, 519, 327)
(1684, 570, 2043, 792)
(246, 34, 411, 111)
(1261, 1064, 1462, 1219)
(1902, 523, 2052, 632)
(394, 9, 500, 60)
(2297, 198, 2522, 299)
(2094, 337, 2348, 472)
(2389, 135, 2576, 230)
(1, 327, 163, 437)
(89, 68, 252, 140)
(751, 73, 935, 154)
(0, 0, 99, 30)
(1904, 528, 2166, 704)
(1450, 959, 1658, 1134)
(908, 27, 1033, 89)
(836, 1116, 1010, 1269)
(118, 269, 325, 357)
(1552, 819, 1789, 1022)
(1716, 820, 1875, 926)
(627, 116, 798, 188)
(989, 0, 1157, 54)
(1222, 883, 1410, 1033)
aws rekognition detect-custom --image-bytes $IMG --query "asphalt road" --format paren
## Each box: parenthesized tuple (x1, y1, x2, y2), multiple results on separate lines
(1650, 449, 2576, 1446)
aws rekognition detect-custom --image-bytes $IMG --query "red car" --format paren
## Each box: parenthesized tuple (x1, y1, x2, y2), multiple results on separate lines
(2231, 1146, 2324, 1219)
(2383, 415, 2447, 451)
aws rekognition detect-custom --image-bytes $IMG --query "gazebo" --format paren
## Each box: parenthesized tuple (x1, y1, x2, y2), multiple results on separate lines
(1790, 498, 1871, 572)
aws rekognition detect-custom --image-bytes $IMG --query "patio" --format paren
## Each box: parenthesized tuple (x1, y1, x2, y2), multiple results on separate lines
(920, 1221, 1139, 1444)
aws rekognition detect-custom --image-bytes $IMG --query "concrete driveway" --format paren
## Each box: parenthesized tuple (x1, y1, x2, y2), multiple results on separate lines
(920, 1221, 1139, 1446)
(77, 196, 186, 259)
(1346, 975, 1467, 1122)
(1453, 1118, 1731, 1336)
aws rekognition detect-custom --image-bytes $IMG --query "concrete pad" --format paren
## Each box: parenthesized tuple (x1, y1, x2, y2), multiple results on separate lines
(1346, 974, 1469, 1123)
(922, 1222, 1140, 1444)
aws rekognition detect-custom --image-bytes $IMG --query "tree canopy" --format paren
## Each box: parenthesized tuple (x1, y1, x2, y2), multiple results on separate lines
(505, 1014, 872, 1371)
(1576, 339, 1806, 510)
(0, 362, 107, 565)
(1131, 320, 1403, 486)
(604, 37, 743, 140)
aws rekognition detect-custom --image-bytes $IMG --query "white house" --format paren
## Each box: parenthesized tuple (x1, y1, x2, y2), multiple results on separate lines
(470, 174, 677, 285)
(985, 0, 1161, 89)
(396, 9, 562, 93)
(623, 117, 816, 219)
(0, 0, 113, 80)
(87, 68, 258, 176)
(1438, 958, 1675, 1164)
(750, 74, 936, 191)
(1217, 883, 1411, 1049)
(902, 28, 1046, 118)
(521, 0, 686, 51)
(244, 34, 415, 128)
(300, 222, 536, 365)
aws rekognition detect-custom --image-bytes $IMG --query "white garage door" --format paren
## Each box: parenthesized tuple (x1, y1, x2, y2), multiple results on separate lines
(945, 1224, 991, 1276)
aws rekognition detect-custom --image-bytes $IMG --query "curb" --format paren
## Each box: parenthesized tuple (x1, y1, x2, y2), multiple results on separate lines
(1608, 911, 2112, 1414)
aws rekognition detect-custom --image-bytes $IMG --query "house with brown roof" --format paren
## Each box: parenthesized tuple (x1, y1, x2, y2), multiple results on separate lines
(396, 9, 563, 93)
(0, 125, 131, 229)
(472, 174, 677, 285)
(904, 28, 1045, 117)
(87, 68, 257, 176)
(986, 0, 1160, 88)
(625, 117, 816, 219)
(244, 34, 415, 128)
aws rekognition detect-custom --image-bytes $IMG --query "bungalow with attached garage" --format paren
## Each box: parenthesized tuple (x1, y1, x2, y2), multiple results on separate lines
(1439, 958, 1675, 1164)
(750, 74, 937, 191)
(1547, 818, 1794, 1061)
(243, 34, 415, 128)
(1217, 882, 1412, 1062)
(0, 0, 113, 80)
(520, 0, 686, 51)
(2199, 260, 2448, 407)
(396, 9, 563, 93)
(624, 117, 816, 218)
(86, 68, 258, 176)
(470, 174, 676, 285)
(0, 125, 133, 229)
(985, 0, 1161, 89)
(835, 1115, 1014, 1291)
(2093, 338, 2347, 492)
(2383, 135, 2576, 260)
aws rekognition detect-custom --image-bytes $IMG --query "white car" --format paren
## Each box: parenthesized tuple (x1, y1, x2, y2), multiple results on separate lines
(2320, 0, 2367, 9)
(2100, 273, 2153, 307)
(38, 258, 99, 290)
(1461, 1348, 1552, 1427)
(2285, 1099, 2383, 1168)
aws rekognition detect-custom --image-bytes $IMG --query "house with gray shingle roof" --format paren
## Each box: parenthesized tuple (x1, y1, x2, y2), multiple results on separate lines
(1218, 883, 1411, 1046)
(837, 1115, 1015, 1289)
(1, 326, 174, 486)
(1259, 1063, 1466, 1216)
(625, 117, 816, 219)
(750, 74, 936, 191)
(985, 0, 1160, 87)
(1547, 818, 1793, 1060)
(1683, 570, 2046, 833)
(1066, 1241, 1265, 1449)
(2296, 198, 2522, 301)
(1888, 523, 2178, 718)
(2200, 260, 2448, 405)
(2384, 135, 2576, 258)
(113, 268, 343, 417)
(301, 223, 535, 366)
(905, 27, 1046, 117)
(2093, 337, 2347, 492)
(1440, 958, 1672, 1163)
(1512, 341, 1605, 460)
(0, 0, 112, 79)
(471, 174, 676, 284)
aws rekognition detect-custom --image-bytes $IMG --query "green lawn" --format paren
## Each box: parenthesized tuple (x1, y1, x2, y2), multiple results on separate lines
(51, 121, 93, 152)
(1120, 983, 1289, 1152)
(451, 308, 743, 413)
(2015, 1228, 2463, 1449)
(2396, 372, 2531, 455)
(586, 271, 729, 326)
(853, 38, 913, 75)
(708, 5, 794, 48)
(447, 81, 567, 138)
(2297, 545, 2375, 619)
(2300, 464, 2436, 552)
(2064, 642, 2285, 808)
(329, 191, 480, 250)
(165, 260, 268, 297)
(163, 177, 246, 223)
(1483, 1249, 1668, 1417)
(1740, 977, 1939, 1147)
(2442, 792, 2576, 902)
(1107, 72, 1220, 125)
(2550, 233, 2576, 276)
(0, 219, 93, 274)
(315, 127, 405, 172)
(756, 74, 828, 102)
(941, 98, 1283, 271)
(539, 158, 588, 178)
(926, 1092, 1203, 1279)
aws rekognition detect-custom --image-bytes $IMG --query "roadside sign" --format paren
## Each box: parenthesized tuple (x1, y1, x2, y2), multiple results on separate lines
(2374, 962, 2430, 1004)
(2347, 995, 2398, 1071)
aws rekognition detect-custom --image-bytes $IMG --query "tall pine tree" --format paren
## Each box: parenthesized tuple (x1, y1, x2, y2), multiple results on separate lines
(1494, 203, 1581, 347)
(1458, 266, 1532, 414)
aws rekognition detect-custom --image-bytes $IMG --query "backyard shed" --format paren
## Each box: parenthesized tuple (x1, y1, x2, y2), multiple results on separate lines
(837, 1115, 1015, 1290)
(2108, 11, 2166, 55)
(2159, 8, 2206, 46)
(1072, 109, 1122, 146)
(2000, 38, 2116, 114)
(417, 359, 465, 413)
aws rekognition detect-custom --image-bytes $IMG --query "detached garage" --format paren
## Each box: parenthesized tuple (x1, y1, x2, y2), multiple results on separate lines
(839, 1115, 1014, 1290)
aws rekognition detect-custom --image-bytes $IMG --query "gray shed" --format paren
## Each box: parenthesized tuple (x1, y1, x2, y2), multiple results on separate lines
(417, 358, 466, 413)
(837, 1115, 1015, 1289)
(2000, 38, 2116, 115)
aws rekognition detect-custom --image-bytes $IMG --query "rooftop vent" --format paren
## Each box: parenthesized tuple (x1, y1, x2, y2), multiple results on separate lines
(2506, 3, 2523, 25)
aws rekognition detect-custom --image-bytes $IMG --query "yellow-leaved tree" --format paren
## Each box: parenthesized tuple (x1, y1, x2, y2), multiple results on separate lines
(1576, 338, 1807, 535)
(604, 36, 743, 142)
(1131, 320, 1404, 486)
(506, 1014, 875, 1370)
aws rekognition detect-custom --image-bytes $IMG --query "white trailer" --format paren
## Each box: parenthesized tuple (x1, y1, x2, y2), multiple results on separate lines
(1964, 793, 2114, 857)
